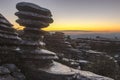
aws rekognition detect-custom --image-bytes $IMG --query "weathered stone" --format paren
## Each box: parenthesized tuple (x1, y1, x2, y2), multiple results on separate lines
(11, 72, 26, 80)
(15, 2, 57, 62)
(15, 2, 114, 80)
(0, 30, 17, 36)
(15, 11, 53, 23)
(0, 14, 13, 26)
(21, 49, 58, 61)
(0, 66, 10, 75)
(80, 50, 120, 80)
(16, 19, 49, 28)
(0, 64, 25, 80)
(0, 24, 15, 32)
(0, 75, 17, 80)
(3, 64, 19, 73)
(0, 14, 21, 63)
(44, 32, 82, 59)
(23, 61, 113, 80)
(16, 2, 52, 16)
(24, 27, 44, 32)
(15, 2, 53, 29)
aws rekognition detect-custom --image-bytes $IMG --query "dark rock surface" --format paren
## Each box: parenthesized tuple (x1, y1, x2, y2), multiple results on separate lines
(0, 64, 25, 80)
(16, 2, 52, 16)
(44, 32, 82, 59)
(0, 14, 21, 63)
(16, 19, 49, 28)
(15, 11, 53, 23)
(0, 66, 10, 74)
(80, 50, 120, 80)
(15, 2, 53, 28)
(15, 2, 57, 62)
(22, 61, 113, 80)
(0, 13, 25, 80)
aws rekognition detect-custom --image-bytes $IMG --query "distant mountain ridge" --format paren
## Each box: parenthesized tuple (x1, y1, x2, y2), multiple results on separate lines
(49, 30, 91, 32)
(66, 32, 120, 39)
(48, 30, 120, 39)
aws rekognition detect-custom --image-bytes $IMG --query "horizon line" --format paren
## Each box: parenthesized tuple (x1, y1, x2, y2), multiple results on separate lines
(45, 30, 120, 32)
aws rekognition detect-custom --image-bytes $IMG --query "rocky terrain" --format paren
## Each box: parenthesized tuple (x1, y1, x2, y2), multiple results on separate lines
(44, 32, 120, 80)
(0, 2, 115, 80)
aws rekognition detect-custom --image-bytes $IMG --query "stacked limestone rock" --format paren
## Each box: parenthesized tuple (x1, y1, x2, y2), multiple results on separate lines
(0, 14, 25, 80)
(44, 32, 85, 69)
(15, 2, 76, 80)
(44, 32, 72, 52)
(15, 2, 57, 64)
(0, 14, 21, 63)
(44, 32, 82, 60)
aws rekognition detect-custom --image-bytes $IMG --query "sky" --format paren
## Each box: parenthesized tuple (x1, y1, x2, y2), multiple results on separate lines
(0, 0, 120, 32)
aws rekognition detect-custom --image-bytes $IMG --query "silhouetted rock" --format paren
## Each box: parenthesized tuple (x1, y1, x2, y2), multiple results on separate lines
(15, 2, 53, 28)
(15, 11, 53, 23)
(0, 14, 21, 63)
(15, 5, 57, 61)
(16, 2, 52, 16)
(0, 14, 26, 80)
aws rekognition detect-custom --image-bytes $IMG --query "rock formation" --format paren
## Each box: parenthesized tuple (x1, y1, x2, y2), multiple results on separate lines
(0, 14, 25, 80)
(15, 2, 114, 80)
(44, 31, 120, 79)
(15, 2, 76, 80)
(0, 13, 21, 63)
(15, 2, 57, 65)
(81, 50, 120, 80)
(44, 32, 82, 59)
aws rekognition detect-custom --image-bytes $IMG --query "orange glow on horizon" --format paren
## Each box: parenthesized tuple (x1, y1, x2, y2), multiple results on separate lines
(13, 21, 120, 32)
(43, 23, 120, 32)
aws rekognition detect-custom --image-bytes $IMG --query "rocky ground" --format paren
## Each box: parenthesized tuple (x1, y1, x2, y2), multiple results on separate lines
(0, 64, 25, 80)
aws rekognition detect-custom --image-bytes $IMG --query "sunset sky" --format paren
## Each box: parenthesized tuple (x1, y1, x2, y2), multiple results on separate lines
(0, 0, 120, 32)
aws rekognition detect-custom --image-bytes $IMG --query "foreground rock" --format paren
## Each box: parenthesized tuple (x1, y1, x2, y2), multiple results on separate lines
(80, 50, 120, 79)
(0, 13, 21, 63)
(0, 13, 25, 80)
(0, 64, 25, 80)
(23, 61, 113, 80)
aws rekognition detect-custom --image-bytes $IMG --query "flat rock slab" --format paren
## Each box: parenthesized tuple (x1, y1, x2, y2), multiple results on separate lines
(15, 2, 53, 28)
(24, 61, 114, 80)
(74, 70, 114, 80)
(16, 19, 49, 28)
(16, 2, 52, 16)
(15, 11, 53, 23)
